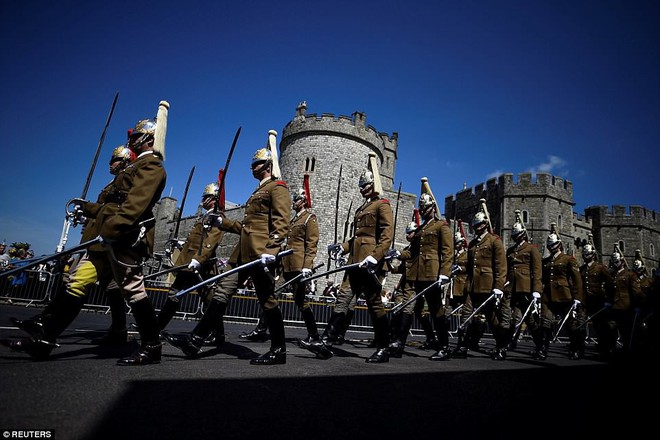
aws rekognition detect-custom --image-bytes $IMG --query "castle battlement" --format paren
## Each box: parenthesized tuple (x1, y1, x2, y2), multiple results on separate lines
(499, 172, 573, 200)
(585, 205, 660, 228)
(282, 109, 398, 158)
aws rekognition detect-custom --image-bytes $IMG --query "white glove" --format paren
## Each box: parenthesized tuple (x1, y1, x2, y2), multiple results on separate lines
(328, 243, 342, 255)
(211, 215, 223, 227)
(573, 299, 581, 307)
(188, 259, 200, 270)
(532, 292, 541, 299)
(260, 254, 276, 265)
(438, 274, 450, 284)
(359, 255, 378, 268)
(492, 288, 504, 298)
(302, 268, 312, 277)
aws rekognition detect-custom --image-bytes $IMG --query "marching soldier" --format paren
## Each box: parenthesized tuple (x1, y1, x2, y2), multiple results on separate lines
(579, 239, 614, 359)
(454, 200, 510, 360)
(156, 181, 225, 342)
(167, 131, 291, 365)
(392, 178, 453, 360)
(301, 152, 394, 363)
(12, 145, 136, 346)
(7, 101, 170, 365)
(505, 210, 543, 352)
(240, 174, 321, 345)
(539, 224, 586, 360)
(602, 247, 642, 357)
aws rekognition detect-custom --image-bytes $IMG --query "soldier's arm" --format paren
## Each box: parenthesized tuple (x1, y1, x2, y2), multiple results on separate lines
(372, 200, 393, 261)
(304, 214, 319, 269)
(197, 226, 224, 265)
(101, 158, 165, 239)
(266, 184, 291, 255)
(438, 222, 454, 277)
(531, 246, 543, 293)
(493, 236, 507, 291)
(568, 257, 584, 302)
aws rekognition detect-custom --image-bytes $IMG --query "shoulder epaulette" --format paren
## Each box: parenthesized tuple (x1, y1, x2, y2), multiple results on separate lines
(275, 180, 288, 188)
(380, 198, 390, 204)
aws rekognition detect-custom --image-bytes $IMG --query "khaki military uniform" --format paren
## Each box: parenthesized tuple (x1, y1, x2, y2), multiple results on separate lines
(281, 209, 319, 272)
(43, 151, 166, 348)
(602, 267, 642, 354)
(507, 241, 543, 339)
(540, 251, 586, 357)
(281, 208, 320, 336)
(580, 261, 614, 355)
(214, 178, 291, 309)
(458, 232, 510, 351)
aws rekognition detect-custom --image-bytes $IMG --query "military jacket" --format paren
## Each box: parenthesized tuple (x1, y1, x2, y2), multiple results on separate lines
(466, 232, 507, 294)
(81, 173, 126, 243)
(541, 252, 583, 303)
(399, 217, 453, 282)
(341, 196, 393, 264)
(580, 261, 614, 302)
(451, 249, 468, 298)
(174, 216, 224, 271)
(97, 153, 166, 256)
(506, 241, 542, 294)
(612, 268, 642, 310)
(223, 178, 291, 265)
(281, 208, 319, 272)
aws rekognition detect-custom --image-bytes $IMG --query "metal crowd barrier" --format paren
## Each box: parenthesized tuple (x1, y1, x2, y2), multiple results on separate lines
(2, 270, 562, 342)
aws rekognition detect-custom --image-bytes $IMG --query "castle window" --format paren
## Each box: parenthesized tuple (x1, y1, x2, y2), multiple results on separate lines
(304, 157, 316, 172)
(618, 240, 625, 253)
(557, 214, 562, 229)
(522, 210, 528, 223)
(650, 244, 655, 257)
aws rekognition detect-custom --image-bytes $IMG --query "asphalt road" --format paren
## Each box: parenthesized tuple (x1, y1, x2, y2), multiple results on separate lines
(0, 303, 653, 440)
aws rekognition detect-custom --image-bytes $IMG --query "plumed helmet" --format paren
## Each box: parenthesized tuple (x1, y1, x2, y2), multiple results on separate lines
(292, 188, 306, 203)
(203, 182, 219, 198)
(133, 119, 157, 136)
(359, 170, 374, 188)
(582, 244, 596, 259)
(511, 221, 526, 239)
(611, 251, 623, 265)
(633, 259, 644, 271)
(405, 221, 418, 234)
(546, 232, 561, 250)
(472, 211, 488, 228)
(454, 231, 465, 244)
(419, 193, 435, 211)
(110, 145, 134, 164)
(252, 147, 272, 167)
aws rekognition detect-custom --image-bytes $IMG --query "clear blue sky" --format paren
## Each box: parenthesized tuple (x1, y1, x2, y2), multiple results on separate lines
(1, 0, 658, 256)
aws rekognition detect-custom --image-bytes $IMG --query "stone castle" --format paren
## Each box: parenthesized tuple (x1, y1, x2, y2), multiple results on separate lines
(151, 102, 659, 275)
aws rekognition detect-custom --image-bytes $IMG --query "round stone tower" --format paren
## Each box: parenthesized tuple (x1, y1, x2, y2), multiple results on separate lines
(279, 102, 412, 268)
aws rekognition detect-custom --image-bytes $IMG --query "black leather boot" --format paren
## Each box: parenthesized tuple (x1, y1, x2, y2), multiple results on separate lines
(165, 333, 205, 357)
(4, 338, 58, 360)
(250, 308, 288, 365)
(117, 342, 162, 365)
(157, 297, 180, 331)
(249, 346, 286, 365)
(240, 313, 269, 342)
(119, 298, 161, 365)
(10, 316, 44, 341)
(388, 313, 412, 358)
(429, 346, 452, 361)
(301, 307, 319, 339)
(452, 330, 469, 358)
(366, 315, 390, 363)
(335, 309, 354, 345)
(418, 313, 438, 350)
